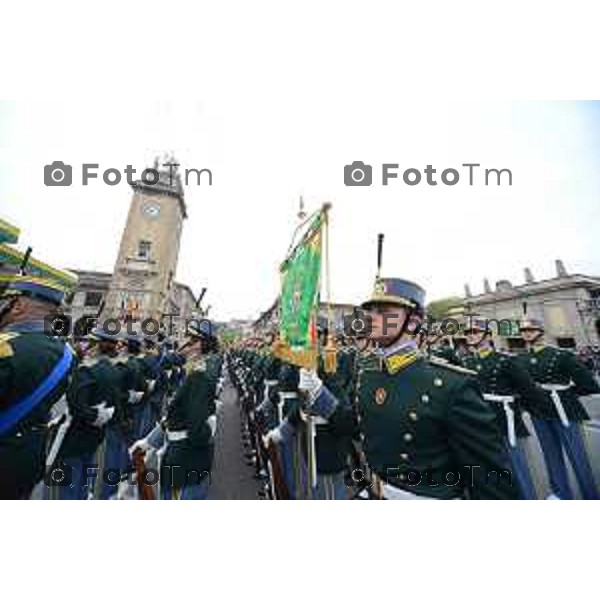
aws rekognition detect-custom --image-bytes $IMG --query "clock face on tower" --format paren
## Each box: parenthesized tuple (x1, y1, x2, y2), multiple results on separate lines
(142, 202, 161, 219)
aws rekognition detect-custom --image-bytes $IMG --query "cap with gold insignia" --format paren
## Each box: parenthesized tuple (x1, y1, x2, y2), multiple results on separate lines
(361, 277, 426, 311)
(520, 317, 544, 332)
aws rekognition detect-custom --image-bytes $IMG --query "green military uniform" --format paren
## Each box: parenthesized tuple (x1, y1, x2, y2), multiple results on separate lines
(430, 344, 461, 366)
(49, 329, 129, 500)
(515, 344, 599, 422)
(311, 277, 517, 500)
(355, 349, 516, 499)
(0, 275, 76, 499)
(460, 318, 543, 499)
(315, 348, 356, 476)
(462, 348, 540, 440)
(516, 317, 599, 499)
(0, 326, 75, 498)
(161, 356, 217, 489)
(151, 320, 220, 499)
(58, 354, 124, 462)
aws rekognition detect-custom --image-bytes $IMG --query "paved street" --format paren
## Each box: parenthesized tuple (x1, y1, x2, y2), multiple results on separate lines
(208, 382, 262, 500)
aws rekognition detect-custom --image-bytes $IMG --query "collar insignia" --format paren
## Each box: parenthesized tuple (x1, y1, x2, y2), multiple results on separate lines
(374, 387, 387, 405)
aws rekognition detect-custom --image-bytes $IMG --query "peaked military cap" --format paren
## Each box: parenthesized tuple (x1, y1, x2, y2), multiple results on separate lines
(520, 317, 544, 332)
(187, 318, 217, 339)
(0, 273, 67, 305)
(361, 277, 426, 311)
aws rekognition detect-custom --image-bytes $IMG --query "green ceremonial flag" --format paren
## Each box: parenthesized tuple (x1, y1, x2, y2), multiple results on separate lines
(277, 213, 324, 368)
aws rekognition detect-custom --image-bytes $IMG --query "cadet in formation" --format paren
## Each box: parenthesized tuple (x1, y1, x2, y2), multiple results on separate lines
(252, 277, 518, 500)
(296, 277, 518, 499)
(0, 275, 76, 500)
(47, 326, 122, 499)
(461, 317, 544, 499)
(517, 317, 599, 499)
(129, 320, 220, 500)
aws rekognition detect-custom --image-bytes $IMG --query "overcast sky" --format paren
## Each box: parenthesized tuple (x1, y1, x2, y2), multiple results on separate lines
(1, 99, 599, 321)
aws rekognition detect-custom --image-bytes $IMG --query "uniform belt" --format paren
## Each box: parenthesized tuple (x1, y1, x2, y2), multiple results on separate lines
(166, 430, 189, 442)
(540, 383, 572, 427)
(483, 394, 516, 447)
(279, 392, 298, 400)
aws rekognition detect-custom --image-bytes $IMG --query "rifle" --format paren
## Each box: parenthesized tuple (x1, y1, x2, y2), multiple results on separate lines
(246, 375, 291, 499)
(19, 246, 32, 275)
(262, 436, 290, 500)
(132, 449, 156, 500)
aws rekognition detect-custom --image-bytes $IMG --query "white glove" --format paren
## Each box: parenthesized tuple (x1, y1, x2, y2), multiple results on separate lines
(146, 379, 156, 393)
(93, 403, 115, 427)
(128, 390, 145, 404)
(128, 438, 154, 457)
(263, 427, 283, 446)
(206, 415, 217, 437)
(298, 368, 323, 399)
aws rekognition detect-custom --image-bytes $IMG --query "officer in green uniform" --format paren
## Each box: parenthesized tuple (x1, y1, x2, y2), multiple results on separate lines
(462, 317, 542, 499)
(297, 277, 517, 499)
(517, 317, 599, 499)
(0, 275, 76, 499)
(129, 320, 219, 499)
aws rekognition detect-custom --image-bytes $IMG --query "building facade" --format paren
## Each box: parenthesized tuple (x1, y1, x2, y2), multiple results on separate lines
(67, 269, 197, 339)
(101, 158, 187, 324)
(463, 260, 600, 349)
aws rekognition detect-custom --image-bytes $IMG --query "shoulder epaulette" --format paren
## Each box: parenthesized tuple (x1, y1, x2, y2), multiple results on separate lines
(429, 355, 477, 375)
(81, 356, 99, 368)
(109, 356, 130, 366)
(0, 331, 19, 343)
(0, 334, 16, 359)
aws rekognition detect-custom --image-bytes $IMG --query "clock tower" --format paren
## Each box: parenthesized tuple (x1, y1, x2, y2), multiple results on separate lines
(102, 157, 187, 326)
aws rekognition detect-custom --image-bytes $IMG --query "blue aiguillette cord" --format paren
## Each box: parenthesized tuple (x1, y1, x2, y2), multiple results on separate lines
(0, 344, 73, 437)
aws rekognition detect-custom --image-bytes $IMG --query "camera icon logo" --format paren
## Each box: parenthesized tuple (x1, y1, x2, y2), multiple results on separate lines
(44, 461, 73, 488)
(44, 314, 72, 337)
(343, 309, 373, 337)
(44, 161, 73, 186)
(344, 161, 372, 186)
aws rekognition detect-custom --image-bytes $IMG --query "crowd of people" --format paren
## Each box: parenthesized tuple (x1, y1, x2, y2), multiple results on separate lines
(229, 277, 600, 500)
(0, 274, 222, 500)
(1, 268, 599, 500)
